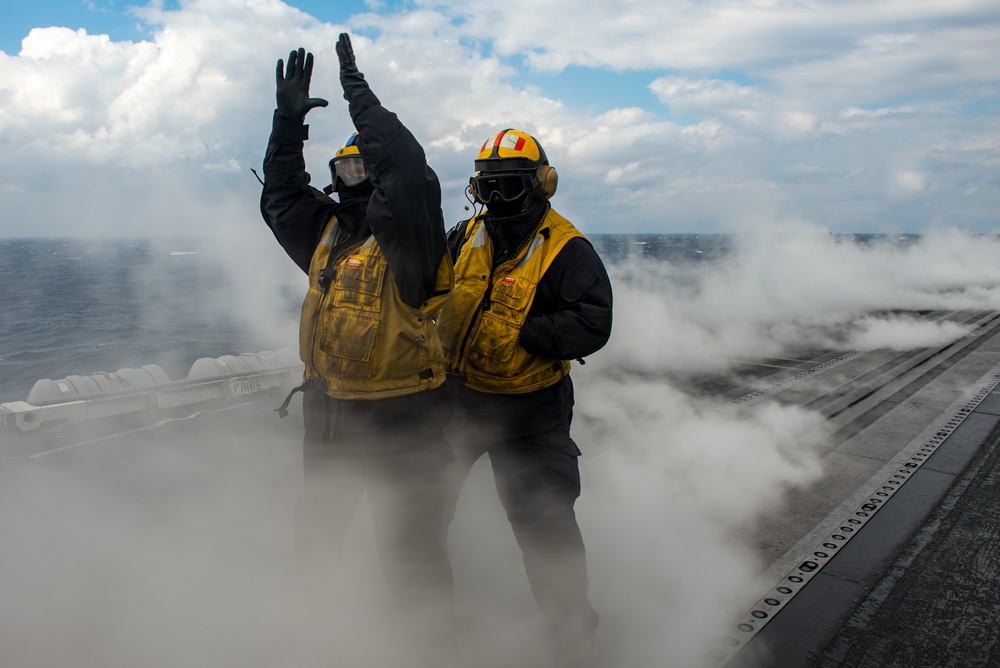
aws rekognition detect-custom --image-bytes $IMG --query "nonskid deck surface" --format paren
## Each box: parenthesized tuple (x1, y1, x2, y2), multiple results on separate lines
(710, 309, 1000, 666)
(3, 309, 1000, 666)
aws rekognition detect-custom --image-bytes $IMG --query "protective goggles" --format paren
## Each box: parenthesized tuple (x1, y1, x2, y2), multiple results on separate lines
(471, 172, 533, 203)
(333, 156, 370, 187)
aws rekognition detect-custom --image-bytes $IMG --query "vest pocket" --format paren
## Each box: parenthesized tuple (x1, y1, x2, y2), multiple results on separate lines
(490, 274, 532, 310)
(468, 311, 521, 377)
(333, 256, 385, 310)
(466, 276, 532, 377)
(319, 311, 378, 364)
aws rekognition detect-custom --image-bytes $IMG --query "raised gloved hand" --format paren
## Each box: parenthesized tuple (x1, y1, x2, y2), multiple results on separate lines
(275, 47, 329, 122)
(336, 33, 368, 100)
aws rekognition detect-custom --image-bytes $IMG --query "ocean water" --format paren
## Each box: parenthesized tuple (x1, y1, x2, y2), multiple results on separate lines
(0, 235, 732, 404)
(0, 238, 287, 403)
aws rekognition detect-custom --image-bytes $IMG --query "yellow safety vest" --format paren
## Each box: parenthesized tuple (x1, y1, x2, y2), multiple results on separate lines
(300, 218, 452, 400)
(438, 207, 583, 394)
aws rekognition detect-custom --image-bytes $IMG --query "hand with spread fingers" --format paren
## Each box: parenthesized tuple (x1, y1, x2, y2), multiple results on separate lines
(336, 32, 368, 100)
(275, 47, 329, 122)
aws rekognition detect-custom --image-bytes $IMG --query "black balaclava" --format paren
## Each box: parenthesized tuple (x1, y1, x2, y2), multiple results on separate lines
(332, 181, 375, 240)
(485, 201, 548, 266)
(337, 180, 374, 203)
(484, 192, 527, 219)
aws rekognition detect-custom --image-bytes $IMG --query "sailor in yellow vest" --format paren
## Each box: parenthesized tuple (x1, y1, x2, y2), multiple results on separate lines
(439, 129, 614, 667)
(260, 35, 454, 662)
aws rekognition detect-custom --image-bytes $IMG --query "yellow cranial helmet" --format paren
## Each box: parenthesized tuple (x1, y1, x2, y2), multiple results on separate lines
(329, 132, 369, 190)
(335, 132, 362, 160)
(471, 129, 557, 205)
(474, 129, 548, 173)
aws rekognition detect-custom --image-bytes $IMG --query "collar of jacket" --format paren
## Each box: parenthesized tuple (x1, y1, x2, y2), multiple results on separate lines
(484, 201, 550, 265)
(333, 195, 372, 240)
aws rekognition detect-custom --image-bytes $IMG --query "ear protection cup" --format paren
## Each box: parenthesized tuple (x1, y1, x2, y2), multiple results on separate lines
(535, 164, 558, 200)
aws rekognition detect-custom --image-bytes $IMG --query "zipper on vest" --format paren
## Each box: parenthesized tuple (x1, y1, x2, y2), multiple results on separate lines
(481, 278, 494, 311)
(318, 266, 336, 294)
(452, 261, 498, 375)
(307, 240, 363, 375)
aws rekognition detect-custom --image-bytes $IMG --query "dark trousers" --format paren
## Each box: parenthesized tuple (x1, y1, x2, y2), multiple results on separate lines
(295, 440, 454, 610)
(285, 384, 455, 660)
(446, 416, 599, 661)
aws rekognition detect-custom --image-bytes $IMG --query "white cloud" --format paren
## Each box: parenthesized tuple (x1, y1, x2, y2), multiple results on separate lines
(0, 0, 997, 237)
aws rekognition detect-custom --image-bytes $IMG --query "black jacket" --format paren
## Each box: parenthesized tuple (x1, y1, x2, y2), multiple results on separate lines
(260, 84, 445, 310)
(447, 202, 614, 438)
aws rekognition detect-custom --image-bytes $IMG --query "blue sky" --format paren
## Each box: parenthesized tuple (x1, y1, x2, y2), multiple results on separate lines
(0, 0, 997, 237)
(0, 1, 376, 51)
(1, 0, 175, 52)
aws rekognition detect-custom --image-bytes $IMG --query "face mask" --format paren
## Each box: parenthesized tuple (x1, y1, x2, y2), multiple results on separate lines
(333, 156, 369, 187)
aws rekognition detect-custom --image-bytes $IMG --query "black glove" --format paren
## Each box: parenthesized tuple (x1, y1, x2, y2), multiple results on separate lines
(275, 47, 329, 122)
(336, 33, 369, 100)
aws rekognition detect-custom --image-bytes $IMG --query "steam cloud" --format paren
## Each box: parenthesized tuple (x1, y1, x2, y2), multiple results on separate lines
(6, 220, 1000, 667)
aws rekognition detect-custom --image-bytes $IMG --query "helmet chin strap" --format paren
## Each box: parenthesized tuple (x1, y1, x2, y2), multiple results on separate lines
(522, 187, 550, 213)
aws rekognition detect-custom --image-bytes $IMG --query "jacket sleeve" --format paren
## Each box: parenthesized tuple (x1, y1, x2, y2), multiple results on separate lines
(343, 83, 446, 309)
(519, 238, 614, 360)
(260, 111, 337, 274)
